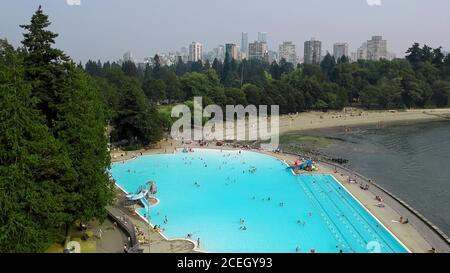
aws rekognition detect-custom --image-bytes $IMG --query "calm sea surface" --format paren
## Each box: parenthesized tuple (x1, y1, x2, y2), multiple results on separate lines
(302, 120, 450, 237)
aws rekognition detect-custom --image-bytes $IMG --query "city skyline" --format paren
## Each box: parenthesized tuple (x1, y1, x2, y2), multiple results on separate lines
(1, 0, 450, 62)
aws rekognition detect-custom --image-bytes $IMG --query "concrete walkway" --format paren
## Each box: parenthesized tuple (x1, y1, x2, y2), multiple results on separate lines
(93, 219, 128, 253)
(112, 189, 198, 253)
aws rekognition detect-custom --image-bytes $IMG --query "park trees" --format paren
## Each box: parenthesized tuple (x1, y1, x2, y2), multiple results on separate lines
(0, 6, 115, 252)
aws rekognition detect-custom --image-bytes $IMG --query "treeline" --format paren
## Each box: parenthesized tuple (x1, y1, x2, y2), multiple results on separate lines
(0, 7, 114, 252)
(86, 44, 450, 138)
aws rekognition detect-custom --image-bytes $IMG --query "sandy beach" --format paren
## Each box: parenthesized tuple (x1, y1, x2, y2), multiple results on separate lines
(277, 108, 450, 134)
(193, 108, 450, 141)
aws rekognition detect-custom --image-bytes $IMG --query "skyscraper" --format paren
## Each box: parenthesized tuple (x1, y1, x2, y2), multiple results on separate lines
(304, 38, 322, 65)
(212, 45, 225, 61)
(225, 43, 239, 60)
(333, 43, 349, 60)
(367, 36, 387, 61)
(357, 42, 368, 60)
(258, 32, 268, 43)
(279, 41, 297, 64)
(268, 51, 278, 63)
(189, 42, 203, 62)
(241, 32, 249, 54)
(248, 41, 268, 61)
(123, 50, 134, 63)
(178, 46, 189, 63)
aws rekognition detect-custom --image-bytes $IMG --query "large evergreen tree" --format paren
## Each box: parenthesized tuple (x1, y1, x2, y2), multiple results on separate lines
(0, 41, 76, 252)
(0, 7, 115, 252)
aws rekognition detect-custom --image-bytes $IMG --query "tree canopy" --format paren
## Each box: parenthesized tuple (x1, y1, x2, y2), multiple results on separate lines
(0, 6, 114, 252)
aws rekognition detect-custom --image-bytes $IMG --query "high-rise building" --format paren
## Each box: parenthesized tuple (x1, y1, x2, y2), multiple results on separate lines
(367, 36, 387, 61)
(350, 52, 358, 63)
(225, 43, 239, 60)
(333, 43, 349, 60)
(357, 42, 367, 60)
(189, 42, 203, 62)
(248, 41, 268, 61)
(212, 45, 225, 61)
(304, 38, 322, 65)
(0, 39, 6, 53)
(279, 41, 297, 64)
(241, 32, 249, 54)
(258, 32, 268, 43)
(268, 51, 278, 63)
(178, 46, 189, 63)
(123, 50, 134, 63)
(387, 52, 397, 61)
(239, 51, 247, 61)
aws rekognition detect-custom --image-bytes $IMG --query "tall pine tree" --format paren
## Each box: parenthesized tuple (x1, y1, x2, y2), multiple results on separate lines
(0, 41, 76, 252)
(1, 6, 116, 250)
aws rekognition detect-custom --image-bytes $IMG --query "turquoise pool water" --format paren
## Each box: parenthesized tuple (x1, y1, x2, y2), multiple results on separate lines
(110, 149, 408, 253)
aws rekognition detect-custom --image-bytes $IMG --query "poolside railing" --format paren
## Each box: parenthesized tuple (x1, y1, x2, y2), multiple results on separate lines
(106, 206, 143, 253)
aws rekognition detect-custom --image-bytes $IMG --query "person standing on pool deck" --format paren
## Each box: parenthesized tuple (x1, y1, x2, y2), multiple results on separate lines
(197, 238, 201, 248)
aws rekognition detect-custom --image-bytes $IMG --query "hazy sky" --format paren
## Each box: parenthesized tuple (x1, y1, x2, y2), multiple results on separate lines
(1, 0, 449, 62)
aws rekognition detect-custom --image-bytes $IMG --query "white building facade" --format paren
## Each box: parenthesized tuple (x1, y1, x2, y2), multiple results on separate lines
(189, 42, 203, 62)
(279, 41, 297, 64)
(333, 43, 349, 60)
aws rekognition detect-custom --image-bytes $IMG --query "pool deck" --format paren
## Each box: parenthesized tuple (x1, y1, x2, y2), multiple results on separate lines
(110, 139, 438, 253)
(109, 188, 199, 253)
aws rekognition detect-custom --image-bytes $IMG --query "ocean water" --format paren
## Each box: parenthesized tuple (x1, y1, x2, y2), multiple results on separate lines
(309, 120, 450, 237)
(110, 149, 407, 253)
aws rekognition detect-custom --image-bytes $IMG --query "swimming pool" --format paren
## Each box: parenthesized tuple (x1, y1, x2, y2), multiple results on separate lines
(110, 149, 409, 253)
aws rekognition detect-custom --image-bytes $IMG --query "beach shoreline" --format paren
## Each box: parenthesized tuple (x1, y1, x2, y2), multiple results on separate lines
(278, 108, 450, 135)
(177, 108, 450, 142)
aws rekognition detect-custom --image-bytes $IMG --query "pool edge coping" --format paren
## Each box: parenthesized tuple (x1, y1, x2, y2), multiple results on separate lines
(111, 147, 415, 253)
(114, 183, 202, 253)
